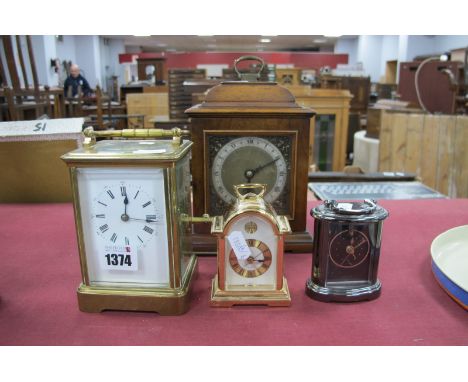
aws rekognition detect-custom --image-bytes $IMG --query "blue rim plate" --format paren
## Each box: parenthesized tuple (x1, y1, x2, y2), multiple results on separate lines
(430, 225, 468, 310)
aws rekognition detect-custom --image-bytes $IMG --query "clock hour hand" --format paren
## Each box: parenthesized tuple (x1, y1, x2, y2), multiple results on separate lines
(124, 194, 128, 215)
(245, 256, 265, 263)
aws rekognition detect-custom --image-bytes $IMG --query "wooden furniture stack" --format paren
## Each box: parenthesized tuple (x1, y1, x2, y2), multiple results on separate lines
(0, 118, 84, 203)
(126, 92, 168, 128)
(398, 61, 465, 114)
(366, 101, 423, 139)
(168, 69, 205, 120)
(136, 57, 166, 83)
(320, 75, 370, 115)
(378, 112, 468, 198)
(285, 86, 352, 172)
(276, 68, 302, 86)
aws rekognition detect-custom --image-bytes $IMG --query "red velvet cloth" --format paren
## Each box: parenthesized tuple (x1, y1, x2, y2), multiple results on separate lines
(1, 199, 467, 345)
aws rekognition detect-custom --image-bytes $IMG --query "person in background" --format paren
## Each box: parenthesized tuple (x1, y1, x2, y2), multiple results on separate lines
(64, 64, 92, 97)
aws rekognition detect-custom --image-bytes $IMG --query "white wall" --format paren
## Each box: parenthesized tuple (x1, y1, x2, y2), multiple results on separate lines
(335, 35, 468, 83)
(31, 35, 58, 87)
(380, 35, 399, 79)
(74, 36, 102, 88)
(99, 37, 125, 91)
(434, 35, 468, 53)
(56, 35, 76, 64)
(334, 37, 358, 65)
(356, 35, 383, 82)
(406, 35, 437, 60)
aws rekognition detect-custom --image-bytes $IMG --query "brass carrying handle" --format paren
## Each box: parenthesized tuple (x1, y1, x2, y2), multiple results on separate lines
(82, 126, 190, 147)
(234, 183, 267, 199)
(233, 55, 265, 80)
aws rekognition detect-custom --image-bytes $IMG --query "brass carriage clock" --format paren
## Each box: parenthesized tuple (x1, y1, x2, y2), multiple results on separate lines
(306, 199, 389, 302)
(210, 184, 291, 307)
(62, 127, 197, 315)
(186, 56, 315, 254)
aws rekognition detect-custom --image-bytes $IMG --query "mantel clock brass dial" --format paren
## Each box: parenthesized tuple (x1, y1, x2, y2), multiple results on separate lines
(208, 133, 293, 217)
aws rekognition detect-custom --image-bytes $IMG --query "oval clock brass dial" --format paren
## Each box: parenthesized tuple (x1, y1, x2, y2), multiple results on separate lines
(329, 229, 370, 268)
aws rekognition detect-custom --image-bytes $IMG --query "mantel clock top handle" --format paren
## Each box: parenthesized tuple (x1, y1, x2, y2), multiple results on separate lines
(234, 183, 267, 199)
(233, 55, 265, 81)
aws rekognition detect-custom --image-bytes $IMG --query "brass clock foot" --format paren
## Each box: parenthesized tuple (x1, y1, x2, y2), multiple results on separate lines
(210, 276, 291, 307)
(77, 256, 198, 315)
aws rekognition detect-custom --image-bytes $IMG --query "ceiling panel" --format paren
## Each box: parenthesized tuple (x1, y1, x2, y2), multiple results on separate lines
(102, 35, 354, 53)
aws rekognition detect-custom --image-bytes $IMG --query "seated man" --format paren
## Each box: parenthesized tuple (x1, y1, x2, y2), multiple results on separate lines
(64, 64, 92, 97)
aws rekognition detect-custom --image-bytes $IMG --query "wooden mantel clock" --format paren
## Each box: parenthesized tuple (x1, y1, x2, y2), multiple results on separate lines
(186, 56, 315, 253)
(61, 127, 197, 315)
(210, 184, 291, 307)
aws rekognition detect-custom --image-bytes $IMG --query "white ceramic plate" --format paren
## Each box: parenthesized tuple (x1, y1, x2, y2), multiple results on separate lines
(430, 225, 468, 310)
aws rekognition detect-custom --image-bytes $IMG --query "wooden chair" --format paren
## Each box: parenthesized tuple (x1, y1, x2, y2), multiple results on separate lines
(88, 86, 145, 130)
(1, 35, 62, 121)
(3, 86, 52, 121)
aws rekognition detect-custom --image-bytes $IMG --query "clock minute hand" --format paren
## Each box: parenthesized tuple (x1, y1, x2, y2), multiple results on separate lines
(127, 217, 157, 223)
(253, 157, 280, 175)
(354, 239, 367, 249)
(244, 157, 280, 182)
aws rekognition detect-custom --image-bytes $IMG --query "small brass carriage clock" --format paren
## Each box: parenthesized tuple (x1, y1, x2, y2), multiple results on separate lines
(62, 127, 196, 315)
(210, 184, 291, 307)
(306, 199, 388, 302)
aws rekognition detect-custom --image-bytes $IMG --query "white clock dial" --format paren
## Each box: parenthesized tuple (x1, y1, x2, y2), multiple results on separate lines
(77, 168, 170, 288)
(211, 136, 287, 205)
(92, 183, 161, 249)
(224, 214, 278, 290)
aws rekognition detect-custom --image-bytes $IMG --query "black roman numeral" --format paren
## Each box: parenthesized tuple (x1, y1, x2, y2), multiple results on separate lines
(110, 233, 117, 243)
(96, 214, 105, 218)
(98, 201, 107, 207)
(146, 214, 157, 222)
(106, 190, 115, 199)
(142, 201, 151, 208)
(137, 235, 144, 243)
(125, 237, 130, 245)
(99, 224, 109, 233)
(133, 190, 140, 199)
(120, 186, 126, 196)
(143, 226, 154, 234)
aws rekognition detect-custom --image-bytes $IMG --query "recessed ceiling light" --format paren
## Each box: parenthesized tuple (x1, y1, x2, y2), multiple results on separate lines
(259, 38, 271, 43)
(324, 35, 341, 38)
(313, 39, 326, 43)
(133, 34, 151, 37)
